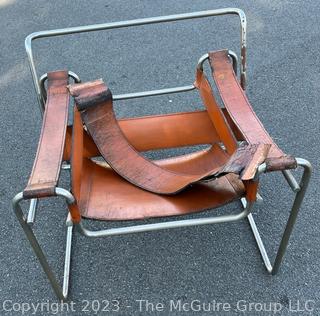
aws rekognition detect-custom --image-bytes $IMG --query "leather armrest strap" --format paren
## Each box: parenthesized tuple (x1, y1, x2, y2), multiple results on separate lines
(209, 50, 297, 172)
(23, 71, 69, 199)
(209, 50, 284, 158)
(68, 80, 270, 195)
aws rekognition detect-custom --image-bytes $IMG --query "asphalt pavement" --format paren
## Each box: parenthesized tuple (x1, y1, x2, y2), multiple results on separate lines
(0, 1, 319, 315)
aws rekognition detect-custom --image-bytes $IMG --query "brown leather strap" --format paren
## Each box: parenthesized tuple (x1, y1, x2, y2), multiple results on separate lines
(210, 50, 283, 157)
(67, 106, 83, 223)
(194, 69, 238, 154)
(23, 71, 69, 199)
(68, 80, 270, 194)
(209, 50, 297, 171)
(71, 107, 84, 203)
(216, 144, 271, 181)
(265, 156, 297, 172)
(63, 110, 241, 161)
(69, 80, 210, 194)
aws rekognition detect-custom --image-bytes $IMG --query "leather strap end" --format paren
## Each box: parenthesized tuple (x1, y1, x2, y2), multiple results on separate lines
(243, 180, 259, 202)
(47, 70, 69, 81)
(23, 182, 56, 199)
(241, 144, 271, 180)
(215, 143, 270, 181)
(68, 203, 81, 223)
(265, 155, 297, 172)
(68, 79, 112, 111)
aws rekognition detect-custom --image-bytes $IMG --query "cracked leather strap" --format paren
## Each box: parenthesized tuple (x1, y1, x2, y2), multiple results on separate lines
(68, 79, 270, 195)
(209, 49, 297, 171)
(23, 70, 69, 199)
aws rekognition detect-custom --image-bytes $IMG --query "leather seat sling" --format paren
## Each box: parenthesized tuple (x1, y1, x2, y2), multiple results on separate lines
(68, 73, 270, 195)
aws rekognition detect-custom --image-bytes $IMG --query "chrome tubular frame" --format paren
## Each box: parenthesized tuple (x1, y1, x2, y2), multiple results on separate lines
(39, 71, 81, 104)
(24, 8, 247, 113)
(14, 8, 312, 301)
(244, 158, 312, 275)
(12, 188, 74, 301)
(38, 50, 238, 105)
(12, 158, 312, 300)
(76, 201, 254, 238)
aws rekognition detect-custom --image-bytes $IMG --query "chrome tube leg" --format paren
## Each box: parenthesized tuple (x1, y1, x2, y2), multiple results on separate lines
(246, 158, 312, 274)
(27, 198, 38, 225)
(247, 213, 273, 272)
(271, 159, 312, 274)
(12, 193, 74, 301)
(63, 223, 73, 298)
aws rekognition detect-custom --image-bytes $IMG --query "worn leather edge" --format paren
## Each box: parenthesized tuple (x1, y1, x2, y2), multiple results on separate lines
(68, 79, 112, 111)
(265, 155, 297, 172)
(241, 144, 271, 180)
(212, 143, 270, 181)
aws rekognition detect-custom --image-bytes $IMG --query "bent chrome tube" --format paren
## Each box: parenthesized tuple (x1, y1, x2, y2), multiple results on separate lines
(39, 51, 239, 102)
(38, 52, 238, 102)
(282, 169, 300, 192)
(55, 187, 75, 205)
(76, 202, 253, 238)
(12, 192, 66, 300)
(228, 50, 238, 75)
(25, 8, 247, 113)
(112, 51, 237, 101)
(196, 51, 237, 74)
(12, 188, 75, 301)
(114, 85, 195, 101)
(271, 158, 312, 274)
(26, 198, 38, 225)
(246, 158, 312, 275)
(247, 213, 273, 272)
(39, 71, 81, 103)
(196, 53, 209, 71)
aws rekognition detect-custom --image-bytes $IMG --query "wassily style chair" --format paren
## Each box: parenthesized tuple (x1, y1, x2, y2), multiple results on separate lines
(12, 8, 312, 300)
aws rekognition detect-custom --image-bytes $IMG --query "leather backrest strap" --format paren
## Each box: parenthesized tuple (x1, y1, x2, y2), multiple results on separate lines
(69, 80, 209, 195)
(68, 80, 270, 195)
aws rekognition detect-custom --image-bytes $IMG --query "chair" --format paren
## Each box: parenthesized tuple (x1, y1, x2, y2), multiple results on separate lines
(13, 8, 312, 300)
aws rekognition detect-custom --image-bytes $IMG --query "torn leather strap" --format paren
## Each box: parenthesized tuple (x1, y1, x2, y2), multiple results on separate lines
(265, 156, 297, 172)
(68, 79, 270, 195)
(23, 71, 69, 199)
(209, 49, 297, 171)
